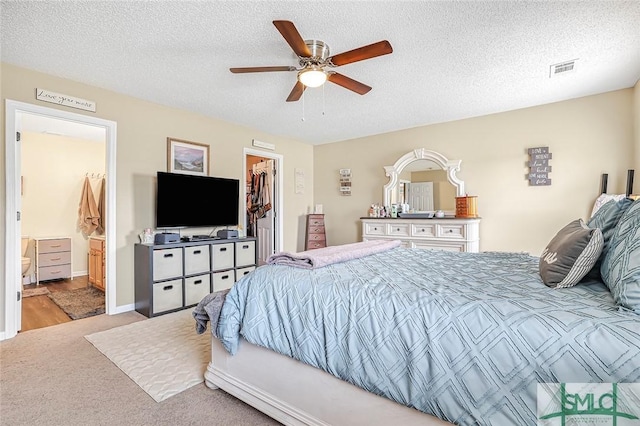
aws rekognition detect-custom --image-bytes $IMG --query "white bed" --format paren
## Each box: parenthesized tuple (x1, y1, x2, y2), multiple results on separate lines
(205, 338, 450, 426)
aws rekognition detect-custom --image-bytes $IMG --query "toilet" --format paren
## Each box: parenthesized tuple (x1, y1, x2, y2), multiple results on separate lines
(21, 236, 31, 279)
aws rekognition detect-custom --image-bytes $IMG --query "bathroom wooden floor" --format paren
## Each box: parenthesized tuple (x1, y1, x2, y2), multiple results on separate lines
(20, 275, 98, 332)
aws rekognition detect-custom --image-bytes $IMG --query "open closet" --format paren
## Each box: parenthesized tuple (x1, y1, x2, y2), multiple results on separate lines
(246, 155, 277, 265)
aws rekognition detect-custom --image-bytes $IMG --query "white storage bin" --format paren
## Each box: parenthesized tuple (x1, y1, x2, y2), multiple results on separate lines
(152, 279, 183, 313)
(212, 270, 234, 291)
(235, 266, 255, 282)
(212, 243, 234, 271)
(185, 274, 211, 306)
(235, 241, 256, 267)
(185, 245, 210, 276)
(152, 248, 183, 281)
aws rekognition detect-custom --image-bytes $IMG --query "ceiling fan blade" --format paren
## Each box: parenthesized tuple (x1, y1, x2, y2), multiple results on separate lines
(230, 66, 296, 73)
(328, 40, 393, 67)
(273, 20, 311, 57)
(328, 73, 372, 95)
(286, 81, 306, 102)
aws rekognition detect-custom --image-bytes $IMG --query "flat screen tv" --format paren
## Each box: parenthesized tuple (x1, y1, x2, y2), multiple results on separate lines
(156, 172, 240, 229)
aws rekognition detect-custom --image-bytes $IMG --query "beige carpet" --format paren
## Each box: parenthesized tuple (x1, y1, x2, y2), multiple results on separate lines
(85, 309, 210, 402)
(0, 311, 279, 426)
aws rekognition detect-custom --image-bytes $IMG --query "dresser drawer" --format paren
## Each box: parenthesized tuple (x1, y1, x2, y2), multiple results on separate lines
(185, 245, 210, 276)
(306, 233, 326, 242)
(39, 264, 72, 281)
(152, 279, 183, 313)
(235, 241, 256, 267)
(437, 224, 465, 239)
(235, 266, 255, 282)
(307, 225, 325, 234)
(38, 251, 71, 267)
(411, 224, 436, 238)
(212, 270, 234, 291)
(184, 274, 211, 306)
(364, 223, 385, 235)
(212, 243, 234, 271)
(411, 241, 465, 252)
(152, 248, 183, 281)
(307, 215, 324, 227)
(306, 241, 326, 250)
(38, 238, 71, 254)
(387, 223, 410, 237)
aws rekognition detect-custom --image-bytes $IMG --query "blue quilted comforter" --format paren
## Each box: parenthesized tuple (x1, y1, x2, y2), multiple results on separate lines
(216, 248, 640, 425)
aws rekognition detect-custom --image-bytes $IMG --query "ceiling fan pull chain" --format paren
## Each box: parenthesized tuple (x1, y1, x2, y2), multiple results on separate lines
(301, 91, 305, 122)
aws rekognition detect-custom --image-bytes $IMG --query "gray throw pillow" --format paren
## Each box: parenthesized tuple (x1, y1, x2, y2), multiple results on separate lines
(540, 219, 604, 288)
(584, 197, 634, 281)
(601, 198, 640, 313)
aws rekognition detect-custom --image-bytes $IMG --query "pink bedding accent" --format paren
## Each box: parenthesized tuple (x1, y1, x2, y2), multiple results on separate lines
(266, 239, 402, 269)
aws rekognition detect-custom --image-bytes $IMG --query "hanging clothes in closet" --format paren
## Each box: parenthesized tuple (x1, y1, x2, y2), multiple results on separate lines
(247, 160, 273, 237)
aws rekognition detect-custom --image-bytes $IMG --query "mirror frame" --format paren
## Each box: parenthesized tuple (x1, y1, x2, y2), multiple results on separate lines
(383, 148, 465, 207)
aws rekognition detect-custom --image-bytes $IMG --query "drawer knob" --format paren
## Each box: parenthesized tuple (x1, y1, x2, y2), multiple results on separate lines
(163, 285, 173, 291)
(222, 275, 230, 280)
(396, 228, 400, 231)
(242, 245, 249, 249)
(194, 280, 202, 284)
(243, 271, 250, 276)
(449, 229, 453, 233)
(220, 247, 227, 252)
(374, 227, 378, 231)
(163, 253, 173, 258)
(194, 250, 201, 254)
(421, 229, 425, 232)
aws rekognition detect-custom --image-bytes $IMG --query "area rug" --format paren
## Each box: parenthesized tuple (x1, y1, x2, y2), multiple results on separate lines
(84, 309, 210, 402)
(22, 286, 50, 298)
(47, 287, 105, 320)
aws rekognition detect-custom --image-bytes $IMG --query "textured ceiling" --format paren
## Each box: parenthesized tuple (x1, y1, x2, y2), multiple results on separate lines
(2, 1, 640, 145)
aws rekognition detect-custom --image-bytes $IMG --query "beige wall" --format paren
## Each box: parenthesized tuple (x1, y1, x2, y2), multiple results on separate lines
(314, 89, 635, 254)
(634, 80, 640, 172)
(21, 132, 106, 279)
(1, 63, 314, 333)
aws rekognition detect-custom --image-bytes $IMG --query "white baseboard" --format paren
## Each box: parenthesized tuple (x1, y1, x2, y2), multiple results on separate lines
(0, 331, 6, 341)
(73, 270, 88, 278)
(110, 303, 135, 315)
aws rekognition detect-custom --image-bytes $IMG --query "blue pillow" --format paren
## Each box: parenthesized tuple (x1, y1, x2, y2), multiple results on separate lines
(585, 197, 633, 280)
(601, 198, 640, 313)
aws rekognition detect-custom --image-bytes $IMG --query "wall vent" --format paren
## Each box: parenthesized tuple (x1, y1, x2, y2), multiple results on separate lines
(550, 59, 578, 77)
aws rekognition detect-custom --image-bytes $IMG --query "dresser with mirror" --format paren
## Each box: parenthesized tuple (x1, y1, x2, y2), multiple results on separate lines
(361, 148, 480, 252)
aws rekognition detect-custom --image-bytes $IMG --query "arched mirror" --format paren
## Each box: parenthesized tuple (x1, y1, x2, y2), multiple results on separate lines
(383, 149, 464, 213)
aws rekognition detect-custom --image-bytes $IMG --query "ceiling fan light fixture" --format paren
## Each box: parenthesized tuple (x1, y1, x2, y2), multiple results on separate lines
(298, 66, 327, 88)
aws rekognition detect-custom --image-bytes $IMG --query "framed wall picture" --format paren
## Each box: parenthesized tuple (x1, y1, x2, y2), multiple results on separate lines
(167, 137, 210, 176)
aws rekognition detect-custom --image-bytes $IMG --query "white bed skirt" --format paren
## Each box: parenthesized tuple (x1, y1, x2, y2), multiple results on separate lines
(205, 337, 451, 426)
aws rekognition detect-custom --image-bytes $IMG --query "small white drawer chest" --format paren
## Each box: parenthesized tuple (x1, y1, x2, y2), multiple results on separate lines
(361, 218, 480, 252)
(134, 237, 257, 318)
(35, 236, 73, 284)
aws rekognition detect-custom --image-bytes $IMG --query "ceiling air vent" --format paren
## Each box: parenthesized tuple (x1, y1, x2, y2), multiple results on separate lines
(549, 59, 578, 78)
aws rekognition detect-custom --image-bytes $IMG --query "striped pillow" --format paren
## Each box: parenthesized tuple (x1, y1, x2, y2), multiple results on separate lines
(601, 198, 640, 313)
(539, 219, 604, 288)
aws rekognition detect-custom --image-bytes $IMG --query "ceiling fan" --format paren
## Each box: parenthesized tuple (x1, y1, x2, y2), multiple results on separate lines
(230, 20, 393, 102)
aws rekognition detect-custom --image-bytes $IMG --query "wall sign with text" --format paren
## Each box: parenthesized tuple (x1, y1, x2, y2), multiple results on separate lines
(527, 147, 552, 186)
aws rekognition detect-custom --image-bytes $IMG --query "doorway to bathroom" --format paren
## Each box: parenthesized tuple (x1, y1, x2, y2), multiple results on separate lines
(4, 100, 117, 339)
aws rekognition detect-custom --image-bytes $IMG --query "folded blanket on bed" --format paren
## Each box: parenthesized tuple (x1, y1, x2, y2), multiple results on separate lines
(192, 289, 229, 336)
(266, 239, 402, 269)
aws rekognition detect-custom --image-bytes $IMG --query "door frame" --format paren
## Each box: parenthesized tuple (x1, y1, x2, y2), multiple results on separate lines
(4, 100, 117, 340)
(243, 147, 283, 255)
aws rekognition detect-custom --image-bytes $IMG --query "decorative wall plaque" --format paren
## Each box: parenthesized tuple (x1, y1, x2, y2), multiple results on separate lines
(339, 168, 352, 196)
(527, 147, 552, 186)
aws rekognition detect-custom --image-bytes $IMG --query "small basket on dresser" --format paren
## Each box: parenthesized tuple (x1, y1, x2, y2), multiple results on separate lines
(455, 195, 478, 218)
